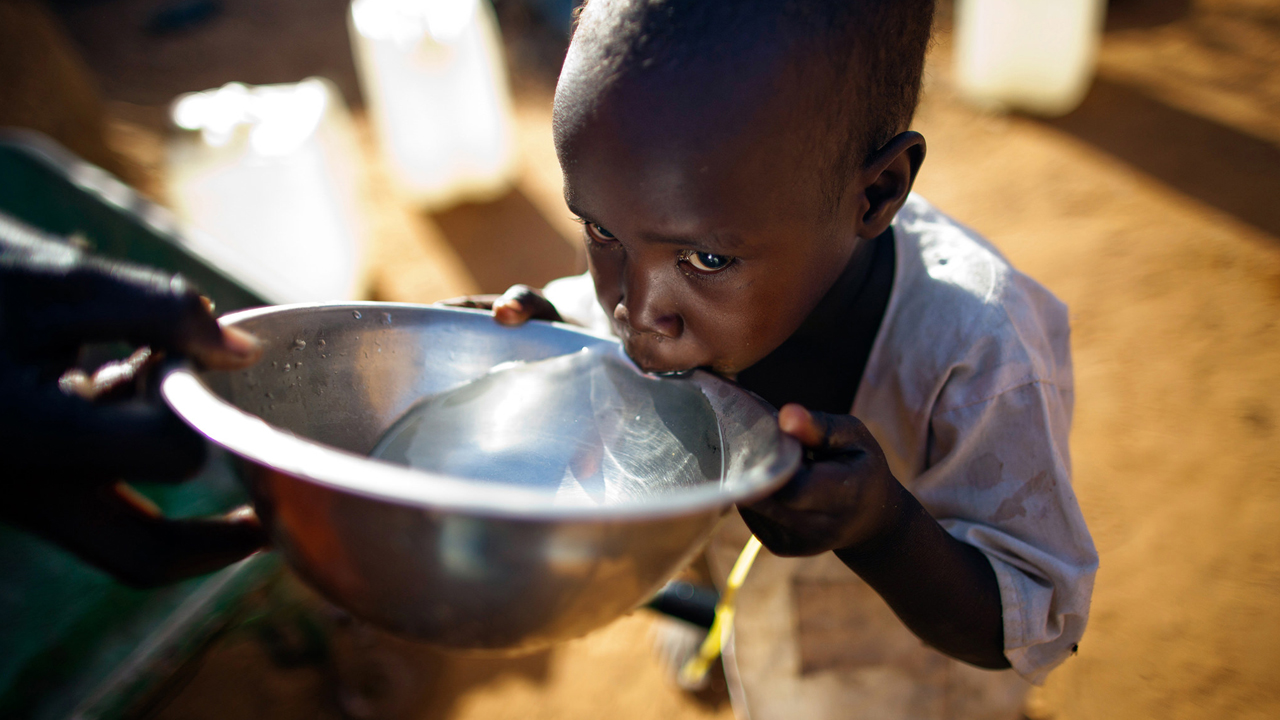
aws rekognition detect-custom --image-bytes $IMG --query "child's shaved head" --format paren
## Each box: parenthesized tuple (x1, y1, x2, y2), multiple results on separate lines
(558, 0, 935, 210)
(551, 0, 933, 376)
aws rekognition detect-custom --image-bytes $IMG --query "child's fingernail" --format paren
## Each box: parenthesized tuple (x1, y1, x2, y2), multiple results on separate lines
(778, 408, 793, 427)
(493, 298, 526, 324)
(778, 405, 821, 445)
(222, 326, 262, 359)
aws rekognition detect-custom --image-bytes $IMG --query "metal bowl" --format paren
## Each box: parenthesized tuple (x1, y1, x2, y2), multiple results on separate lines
(161, 303, 798, 652)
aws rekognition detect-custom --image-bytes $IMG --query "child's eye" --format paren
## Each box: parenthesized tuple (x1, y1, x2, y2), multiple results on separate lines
(680, 250, 734, 273)
(583, 221, 617, 243)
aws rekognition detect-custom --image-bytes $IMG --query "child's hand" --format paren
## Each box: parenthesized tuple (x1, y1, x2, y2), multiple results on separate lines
(743, 404, 1012, 669)
(437, 284, 563, 326)
(738, 404, 907, 557)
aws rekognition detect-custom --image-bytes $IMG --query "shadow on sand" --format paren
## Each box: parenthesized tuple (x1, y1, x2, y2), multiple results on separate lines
(1044, 78, 1280, 241)
(428, 186, 584, 295)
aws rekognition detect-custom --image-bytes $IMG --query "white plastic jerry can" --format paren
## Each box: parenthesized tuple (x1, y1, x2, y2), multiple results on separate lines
(953, 0, 1107, 117)
(349, 0, 517, 209)
(166, 78, 369, 305)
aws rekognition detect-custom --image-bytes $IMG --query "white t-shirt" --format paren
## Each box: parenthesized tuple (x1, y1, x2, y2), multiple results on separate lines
(544, 194, 1098, 719)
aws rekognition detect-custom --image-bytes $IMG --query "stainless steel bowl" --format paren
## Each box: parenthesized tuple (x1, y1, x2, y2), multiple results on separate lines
(161, 303, 798, 652)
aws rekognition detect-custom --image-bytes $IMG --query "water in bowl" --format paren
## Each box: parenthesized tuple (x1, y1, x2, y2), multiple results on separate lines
(370, 347, 724, 506)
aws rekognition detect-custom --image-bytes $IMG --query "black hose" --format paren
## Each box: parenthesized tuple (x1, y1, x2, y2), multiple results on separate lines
(644, 580, 719, 630)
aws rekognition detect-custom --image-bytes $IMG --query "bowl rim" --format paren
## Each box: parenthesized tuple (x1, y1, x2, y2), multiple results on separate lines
(161, 302, 801, 520)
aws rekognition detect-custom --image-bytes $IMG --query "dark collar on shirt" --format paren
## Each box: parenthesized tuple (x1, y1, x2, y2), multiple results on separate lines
(737, 227, 896, 414)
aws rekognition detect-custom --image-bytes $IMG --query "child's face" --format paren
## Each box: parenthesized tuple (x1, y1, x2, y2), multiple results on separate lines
(555, 57, 864, 377)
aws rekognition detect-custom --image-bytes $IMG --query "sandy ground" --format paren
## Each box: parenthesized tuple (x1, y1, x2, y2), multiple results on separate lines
(5, 0, 1280, 717)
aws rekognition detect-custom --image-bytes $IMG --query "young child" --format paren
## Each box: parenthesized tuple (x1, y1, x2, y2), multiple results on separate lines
(468, 1, 1097, 716)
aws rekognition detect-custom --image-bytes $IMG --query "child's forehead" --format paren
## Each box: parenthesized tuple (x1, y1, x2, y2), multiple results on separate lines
(555, 1, 862, 162)
(557, 32, 823, 162)
(556, 56, 834, 224)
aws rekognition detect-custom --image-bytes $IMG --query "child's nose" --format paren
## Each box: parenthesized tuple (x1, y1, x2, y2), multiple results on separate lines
(615, 266, 682, 339)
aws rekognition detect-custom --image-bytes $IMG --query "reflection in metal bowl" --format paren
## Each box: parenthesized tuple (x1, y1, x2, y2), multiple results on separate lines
(162, 303, 799, 652)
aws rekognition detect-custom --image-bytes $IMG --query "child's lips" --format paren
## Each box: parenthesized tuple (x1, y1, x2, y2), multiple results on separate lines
(620, 334, 701, 375)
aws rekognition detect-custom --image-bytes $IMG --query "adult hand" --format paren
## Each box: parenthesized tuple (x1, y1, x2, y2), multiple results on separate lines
(738, 404, 908, 557)
(437, 284, 563, 326)
(0, 214, 267, 587)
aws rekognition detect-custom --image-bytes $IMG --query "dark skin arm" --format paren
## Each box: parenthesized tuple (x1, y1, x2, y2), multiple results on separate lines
(0, 215, 268, 587)
(740, 405, 1009, 669)
(737, 132, 1008, 669)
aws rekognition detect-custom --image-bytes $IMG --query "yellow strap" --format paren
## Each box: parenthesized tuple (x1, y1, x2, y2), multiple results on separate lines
(678, 535, 763, 686)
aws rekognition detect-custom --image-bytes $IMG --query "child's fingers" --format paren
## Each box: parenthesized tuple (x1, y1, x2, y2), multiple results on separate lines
(778, 404, 877, 453)
(493, 285, 562, 326)
(492, 295, 535, 325)
(737, 503, 828, 557)
(737, 504, 803, 554)
(778, 404, 826, 446)
(769, 461, 881, 512)
(436, 294, 501, 310)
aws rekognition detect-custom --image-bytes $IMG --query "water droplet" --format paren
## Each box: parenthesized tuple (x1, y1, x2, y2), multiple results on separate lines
(381, 312, 392, 325)
(363, 351, 369, 358)
(271, 361, 278, 368)
(293, 339, 306, 351)
(377, 347, 382, 353)
(296, 361, 303, 367)
(284, 363, 292, 371)
(318, 339, 326, 347)
(266, 391, 274, 399)
(269, 404, 276, 410)
(352, 311, 362, 319)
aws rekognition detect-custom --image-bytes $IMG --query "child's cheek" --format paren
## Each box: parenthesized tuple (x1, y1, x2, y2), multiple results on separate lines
(587, 246, 625, 308)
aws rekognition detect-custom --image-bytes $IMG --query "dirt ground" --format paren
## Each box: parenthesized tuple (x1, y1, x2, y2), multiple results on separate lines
(6, 0, 1280, 717)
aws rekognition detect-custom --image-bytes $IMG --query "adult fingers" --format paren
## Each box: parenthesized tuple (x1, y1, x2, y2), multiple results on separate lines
(3, 378, 209, 483)
(4, 252, 260, 368)
(193, 325, 262, 371)
(58, 347, 154, 401)
(1, 482, 267, 588)
(492, 285, 562, 326)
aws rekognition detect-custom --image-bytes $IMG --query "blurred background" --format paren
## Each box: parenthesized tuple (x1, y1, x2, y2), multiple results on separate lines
(0, 0, 1278, 718)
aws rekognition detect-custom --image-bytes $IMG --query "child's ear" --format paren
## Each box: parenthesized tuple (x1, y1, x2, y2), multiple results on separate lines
(856, 131, 926, 239)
